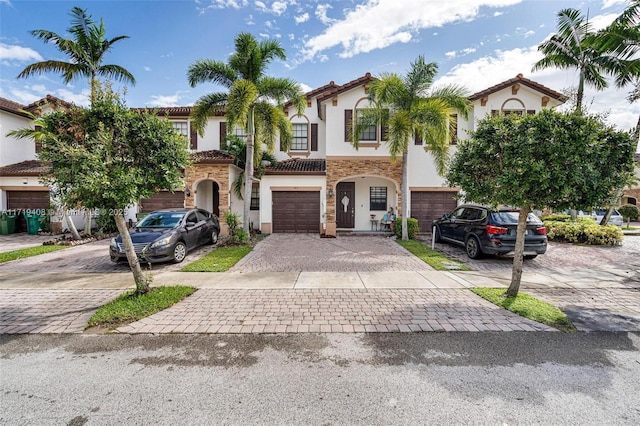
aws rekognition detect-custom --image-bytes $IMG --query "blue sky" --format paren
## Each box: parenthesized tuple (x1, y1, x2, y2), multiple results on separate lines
(0, 0, 638, 133)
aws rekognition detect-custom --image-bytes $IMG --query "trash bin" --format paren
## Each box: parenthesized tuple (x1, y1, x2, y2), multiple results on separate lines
(25, 212, 46, 235)
(0, 212, 17, 234)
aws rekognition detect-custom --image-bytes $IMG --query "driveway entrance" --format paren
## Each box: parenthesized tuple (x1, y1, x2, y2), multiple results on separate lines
(231, 234, 431, 272)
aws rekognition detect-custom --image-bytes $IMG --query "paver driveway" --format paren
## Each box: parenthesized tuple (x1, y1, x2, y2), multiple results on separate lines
(231, 234, 432, 272)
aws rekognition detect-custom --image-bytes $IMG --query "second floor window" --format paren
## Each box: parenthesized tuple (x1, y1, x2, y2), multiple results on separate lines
(172, 121, 189, 139)
(291, 123, 308, 151)
(357, 109, 377, 141)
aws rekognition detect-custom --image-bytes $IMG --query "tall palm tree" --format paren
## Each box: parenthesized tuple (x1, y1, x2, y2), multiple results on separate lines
(188, 32, 305, 235)
(532, 8, 610, 112)
(351, 55, 470, 240)
(17, 6, 135, 104)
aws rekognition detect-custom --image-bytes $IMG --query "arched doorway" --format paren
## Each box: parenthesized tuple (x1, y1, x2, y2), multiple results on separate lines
(194, 179, 220, 216)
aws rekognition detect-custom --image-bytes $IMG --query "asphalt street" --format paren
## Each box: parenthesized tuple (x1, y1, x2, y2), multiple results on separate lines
(2, 332, 639, 425)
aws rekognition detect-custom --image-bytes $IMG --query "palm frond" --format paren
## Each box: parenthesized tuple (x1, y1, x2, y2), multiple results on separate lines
(187, 59, 237, 88)
(226, 79, 258, 131)
(191, 92, 228, 134)
(98, 64, 136, 85)
(428, 85, 472, 120)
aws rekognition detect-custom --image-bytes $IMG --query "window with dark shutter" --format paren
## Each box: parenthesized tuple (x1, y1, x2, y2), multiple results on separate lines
(34, 125, 42, 154)
(381, 109, 389, 141)
(190, 125, 198, 150)
(220, 122, 227, 149)
(450, 114, 458, 145)
(344, 109, 353, 142)
(311, 123, 318, 151)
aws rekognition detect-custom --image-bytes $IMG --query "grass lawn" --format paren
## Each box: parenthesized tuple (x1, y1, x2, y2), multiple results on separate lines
(0, 245, 68, 263)
(87, 286, 196, 329)
(180, 245, 252, 272)
(471, 287, 577, 332)
(397, 239, 472, 271)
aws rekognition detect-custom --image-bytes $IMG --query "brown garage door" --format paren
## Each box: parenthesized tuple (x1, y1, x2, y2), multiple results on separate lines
(411, 191, 458, 233)
(6, 190, 50, 210)
(272, 191, 320, 233)
(139, 191, 184, 212)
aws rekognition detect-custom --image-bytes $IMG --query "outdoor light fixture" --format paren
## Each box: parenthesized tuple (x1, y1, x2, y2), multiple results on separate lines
(328, 188, 334, 198)
(185, 185, 191, 197)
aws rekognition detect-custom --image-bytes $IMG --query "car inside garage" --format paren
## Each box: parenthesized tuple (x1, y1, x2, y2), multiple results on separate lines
(410, 190, 458, 233)
(272, 191, 320, 233)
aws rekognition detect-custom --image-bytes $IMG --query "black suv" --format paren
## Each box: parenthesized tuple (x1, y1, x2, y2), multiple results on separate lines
(432, 204, 548, 259)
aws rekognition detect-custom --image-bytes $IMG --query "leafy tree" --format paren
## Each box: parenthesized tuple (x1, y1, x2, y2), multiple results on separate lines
(447, 110, 636, 296)
(16, 6, 135, 104)
(532, 8, 610, 112)
(350, 55, 470, 240)
(8, 86, 190, 294)
(187, 32, 305, 235)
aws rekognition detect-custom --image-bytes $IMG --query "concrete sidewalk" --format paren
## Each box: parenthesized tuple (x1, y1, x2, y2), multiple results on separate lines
(1, 267, 638, 334)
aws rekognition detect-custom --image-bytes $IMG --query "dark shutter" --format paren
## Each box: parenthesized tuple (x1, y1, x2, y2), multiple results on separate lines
(450, 114, 458, 145)
(190, 124, 198, 150)
(34, 125, 42, 154)
(491, 110, 499, 116)
(344, 109, 352, 142)
(527, 109, 536, 115)
(381, 109, 389, 141)
(220, 122, 227, 149)
(311, 123, 318, 151)
(414, 130, 423, 145)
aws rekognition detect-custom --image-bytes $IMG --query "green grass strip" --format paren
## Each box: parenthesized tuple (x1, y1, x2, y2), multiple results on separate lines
(397, 239, 472, 271)
(471, 287, 577, 332)
(0, 245, 68, 263)
(180, 245, 252, 272)
(87, 285, 197, 329)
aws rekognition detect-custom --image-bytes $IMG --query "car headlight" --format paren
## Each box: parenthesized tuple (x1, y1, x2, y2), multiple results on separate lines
(110, 238, 118, 250)
(150, 236, 172, 249)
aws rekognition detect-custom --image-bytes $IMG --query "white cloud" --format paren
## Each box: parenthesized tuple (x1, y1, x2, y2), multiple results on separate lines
(0, 43, 43, 63)
(288, 33, 295, 41)
(436, 45, 639, 132)
(246, 14, 255, 25)
(147, 93, 181, 107)
(55, 88, 90, 106)
(601, 0, 627, 9)
(493, 11, 503, 17)
(144, 66, 151, 72)
(589, 12, 619, 31)
(298, 82, 313, 93)
(523, 30, 535, 38)
(0, 0, 12, 6)
(461, 47, 476, 55)
(445, 51, 456, 59)
(295, 12, 309, 24)
(254, 0, 287, 15)
(315, 4, 337, 25)
(303, 0, 522, 60)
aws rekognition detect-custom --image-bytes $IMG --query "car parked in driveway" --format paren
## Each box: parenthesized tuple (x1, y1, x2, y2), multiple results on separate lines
(575, 209, 624, 227)
(110, 208, 220, 264)
(432, 204, 548, 259)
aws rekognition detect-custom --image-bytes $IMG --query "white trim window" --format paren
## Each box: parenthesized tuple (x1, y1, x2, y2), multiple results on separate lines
(171, 121, 189, 146)
(291, 123, 308, 151)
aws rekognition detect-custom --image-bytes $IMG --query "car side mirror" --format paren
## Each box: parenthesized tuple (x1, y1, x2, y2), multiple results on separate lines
(442, 213, 450, 220)
(186, 221, 197, 228)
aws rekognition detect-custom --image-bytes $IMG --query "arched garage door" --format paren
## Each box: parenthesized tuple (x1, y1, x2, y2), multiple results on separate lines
(411, 190, 458, 233)
(272, 191, 320, 233)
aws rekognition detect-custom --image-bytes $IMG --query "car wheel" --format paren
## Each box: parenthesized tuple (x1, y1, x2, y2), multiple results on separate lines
(172, 241, 187, 263)
(210, 229, 219, 245)
(433, 226, 442, 243)
(465, 236, 483, 259)
(524, 255, 537, 260)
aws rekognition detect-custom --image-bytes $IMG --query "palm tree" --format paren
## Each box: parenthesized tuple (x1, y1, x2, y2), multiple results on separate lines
(532, 8, 610, 112)
(17, 6, 135, 104)
(188, 32, 305, 235)
(351, 55, 470, 240)
(223, 134, 277, 200)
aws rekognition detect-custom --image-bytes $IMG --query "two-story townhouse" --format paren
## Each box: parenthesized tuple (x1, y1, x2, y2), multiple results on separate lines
(0, 73, 566, 235)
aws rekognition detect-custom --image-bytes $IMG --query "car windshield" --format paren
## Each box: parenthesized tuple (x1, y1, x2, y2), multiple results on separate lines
(138, 212, 185, 228)
(491, 212, 542, 224)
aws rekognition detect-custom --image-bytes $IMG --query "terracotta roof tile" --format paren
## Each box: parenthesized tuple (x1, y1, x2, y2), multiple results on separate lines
(265, 158, 326, 175)
(24, 95, 73, 113)
(0, 160, 50, 176)
(469, 73, 568, 102)
(316, 73, 375, 103)
(190, 150, 235, 164)
(0, 97, 29, 117)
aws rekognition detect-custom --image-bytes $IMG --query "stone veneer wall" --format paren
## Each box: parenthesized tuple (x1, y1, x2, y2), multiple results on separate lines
(185, 164, 231, 235)
(325, 158, 402, 236)
(623, 188, 640, 205)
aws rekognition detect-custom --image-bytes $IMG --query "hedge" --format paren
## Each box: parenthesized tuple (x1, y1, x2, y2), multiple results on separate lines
(394, 217, 420, 239)
(544, 220, 623, 246)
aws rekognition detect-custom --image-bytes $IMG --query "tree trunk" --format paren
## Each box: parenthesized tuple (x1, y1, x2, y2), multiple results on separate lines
(64, 208, 81, 240)
(505, 204, 531, 297)
(83, 209, 92, 236)
(114, 211, 150, 294)
(243, 112, 255, 236)
(576, 68, 585, 112)
(401, 150, 409, 241)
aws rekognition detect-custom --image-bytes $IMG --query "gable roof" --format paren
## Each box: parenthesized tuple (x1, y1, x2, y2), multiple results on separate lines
(0, 97, 30, 118)
(316, 73, 375, 103)
(190, 149, 235, 164)
(264, 158, 326, 175)
(0, 160, 50, 176)
(469, 73, 568, 102)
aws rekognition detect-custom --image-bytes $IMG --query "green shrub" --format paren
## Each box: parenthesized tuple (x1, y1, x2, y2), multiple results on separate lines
(619, 204, 639, 224)
(223, 211, 248, 245)
(394, 217, 420, 239)
(95, 209, 118, 233)
(545, 220, 623, 245)
(540, 214, 571, 222)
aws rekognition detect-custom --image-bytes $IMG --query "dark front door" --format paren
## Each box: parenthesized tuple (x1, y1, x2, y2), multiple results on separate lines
(336, 182, 355, 229)
(212, 182, 220, 216)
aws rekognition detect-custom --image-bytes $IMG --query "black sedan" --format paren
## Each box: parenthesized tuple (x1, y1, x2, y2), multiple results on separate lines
(432, 204, 547, 259)
(110, 208, 220, 264)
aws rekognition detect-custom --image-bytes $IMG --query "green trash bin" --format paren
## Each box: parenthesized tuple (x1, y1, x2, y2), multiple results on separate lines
(1, 212, 16, 234)
(25, 212, 46, 235)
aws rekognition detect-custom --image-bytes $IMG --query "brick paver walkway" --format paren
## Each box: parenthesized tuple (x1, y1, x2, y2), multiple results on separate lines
(115, 288, 554, 334)
(0, 289, 121, 334)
